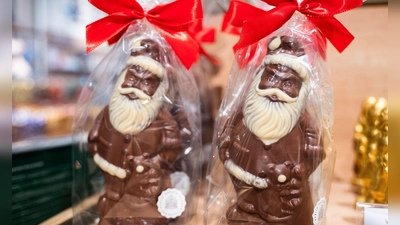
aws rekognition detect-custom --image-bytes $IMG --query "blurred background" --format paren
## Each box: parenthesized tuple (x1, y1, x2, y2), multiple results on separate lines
(12, 0, 108, 143)
(11, 0, 388, 225)
(12, 1, 109, 224)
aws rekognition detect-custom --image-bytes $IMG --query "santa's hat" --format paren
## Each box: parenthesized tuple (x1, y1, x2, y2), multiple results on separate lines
(263, 35, 312, 83)
(126, 55, 166, 80)
(126, 38, 166, 80)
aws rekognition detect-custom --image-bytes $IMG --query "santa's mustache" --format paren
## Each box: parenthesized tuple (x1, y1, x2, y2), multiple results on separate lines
(118, 86, 151, 101)
(256, 87, 297, 103)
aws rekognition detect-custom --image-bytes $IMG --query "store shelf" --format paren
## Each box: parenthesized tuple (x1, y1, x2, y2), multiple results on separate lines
(13, 135, 73, 155)
(12, 132, 92, 225)
(12, 133, 86, 155)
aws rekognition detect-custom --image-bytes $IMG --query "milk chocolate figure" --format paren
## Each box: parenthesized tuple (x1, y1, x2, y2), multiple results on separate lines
(218, 36, 324, 225)
(88, 39, 183, 224)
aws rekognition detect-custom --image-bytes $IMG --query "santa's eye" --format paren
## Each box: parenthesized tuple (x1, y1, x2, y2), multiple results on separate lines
(283, 80, 292, 87)
(268, 75, 276, 82)
(282, 41, 295, 50)
(128, 73, 137, 81)
(143, 79, 150, 86)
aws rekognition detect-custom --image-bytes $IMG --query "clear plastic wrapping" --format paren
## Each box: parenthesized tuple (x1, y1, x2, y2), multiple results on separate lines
(191, 55, 220, 174)
(205, 12, 335, 225)
(72, 18, 202, 225)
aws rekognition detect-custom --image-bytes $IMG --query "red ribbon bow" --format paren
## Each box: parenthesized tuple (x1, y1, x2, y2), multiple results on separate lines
(86, 0, 203, 69)
(223, 0, 363, 53)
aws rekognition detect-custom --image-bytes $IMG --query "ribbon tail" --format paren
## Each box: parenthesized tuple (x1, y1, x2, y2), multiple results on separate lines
(308, 16, 354, 53)
(156, 27, 200, 69)
(86, 15, 134, 53)
(107, 29, 128, 46)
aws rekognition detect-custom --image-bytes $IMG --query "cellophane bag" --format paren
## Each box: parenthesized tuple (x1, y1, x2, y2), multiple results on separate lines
(191, 55, 220, 173)
(71, 5, 203, 225)
(205, 12, 335, 225)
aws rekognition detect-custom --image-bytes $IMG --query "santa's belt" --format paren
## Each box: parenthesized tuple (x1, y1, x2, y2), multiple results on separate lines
(224, 159, 268, 189)
(93, 154, 126, 179)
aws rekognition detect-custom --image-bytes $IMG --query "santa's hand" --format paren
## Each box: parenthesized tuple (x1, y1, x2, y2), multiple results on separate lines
(292, 164, 305, 180)
(131, 155, 158, 175)
(137, 167, 164, 197)
(129, 156, 166, 197)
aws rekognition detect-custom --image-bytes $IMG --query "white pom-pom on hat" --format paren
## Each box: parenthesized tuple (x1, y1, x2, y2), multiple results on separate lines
(268, 36, 282, 51)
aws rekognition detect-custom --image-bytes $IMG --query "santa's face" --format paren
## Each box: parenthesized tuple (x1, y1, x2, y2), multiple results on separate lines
(243, 63, 309, 145)
(121, 65, 161, 100)
(109, 55, 168, 135)
(258, 64, 302, 102)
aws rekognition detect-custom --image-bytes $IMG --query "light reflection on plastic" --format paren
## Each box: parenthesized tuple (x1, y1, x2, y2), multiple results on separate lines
(184, 147, 192, 155)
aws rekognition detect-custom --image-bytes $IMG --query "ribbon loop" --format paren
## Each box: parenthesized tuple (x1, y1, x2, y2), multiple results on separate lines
(223, 0, 363, 54)
(86, 0, 203, 69)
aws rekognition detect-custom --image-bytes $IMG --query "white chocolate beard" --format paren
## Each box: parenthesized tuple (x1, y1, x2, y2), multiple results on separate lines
(243, 69, 309, 145)
(109, 73, 168, 135)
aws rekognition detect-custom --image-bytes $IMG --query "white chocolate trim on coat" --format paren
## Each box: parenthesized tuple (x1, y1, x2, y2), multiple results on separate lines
(224, 159, 268, 189)
(93, 154, 127, 179)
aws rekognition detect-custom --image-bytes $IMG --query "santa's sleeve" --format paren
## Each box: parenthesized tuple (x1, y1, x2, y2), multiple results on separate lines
(88, 106, 106, 156)
(158, 107, 183, 163)
(217, 110, 243, 162)
(169, 101, 192, 152)
(300, 112, 325, 174)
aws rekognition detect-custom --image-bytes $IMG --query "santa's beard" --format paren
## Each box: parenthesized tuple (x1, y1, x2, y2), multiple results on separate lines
(109, 70, 169, 135)
(243, 67, 309, 145)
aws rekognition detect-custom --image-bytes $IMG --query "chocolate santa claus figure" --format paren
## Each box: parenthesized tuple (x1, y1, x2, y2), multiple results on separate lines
(88, 38, 185, 225)
(218, 35, 325, 225)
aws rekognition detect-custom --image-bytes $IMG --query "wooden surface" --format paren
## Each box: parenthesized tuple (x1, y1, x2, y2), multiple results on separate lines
(41, 4, 388, 225)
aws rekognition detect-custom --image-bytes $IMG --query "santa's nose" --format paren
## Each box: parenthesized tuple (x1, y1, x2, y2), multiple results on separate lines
(269, 94, 279, 101)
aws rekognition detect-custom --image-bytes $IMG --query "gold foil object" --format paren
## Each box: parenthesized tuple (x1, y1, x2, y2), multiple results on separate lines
(353, 97, 388, 204)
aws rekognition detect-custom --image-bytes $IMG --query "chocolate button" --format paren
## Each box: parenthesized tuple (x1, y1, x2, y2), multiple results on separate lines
(261, 155, 269, 164)
(124, 135, 131, 143)
(136, 165, 144, 173)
